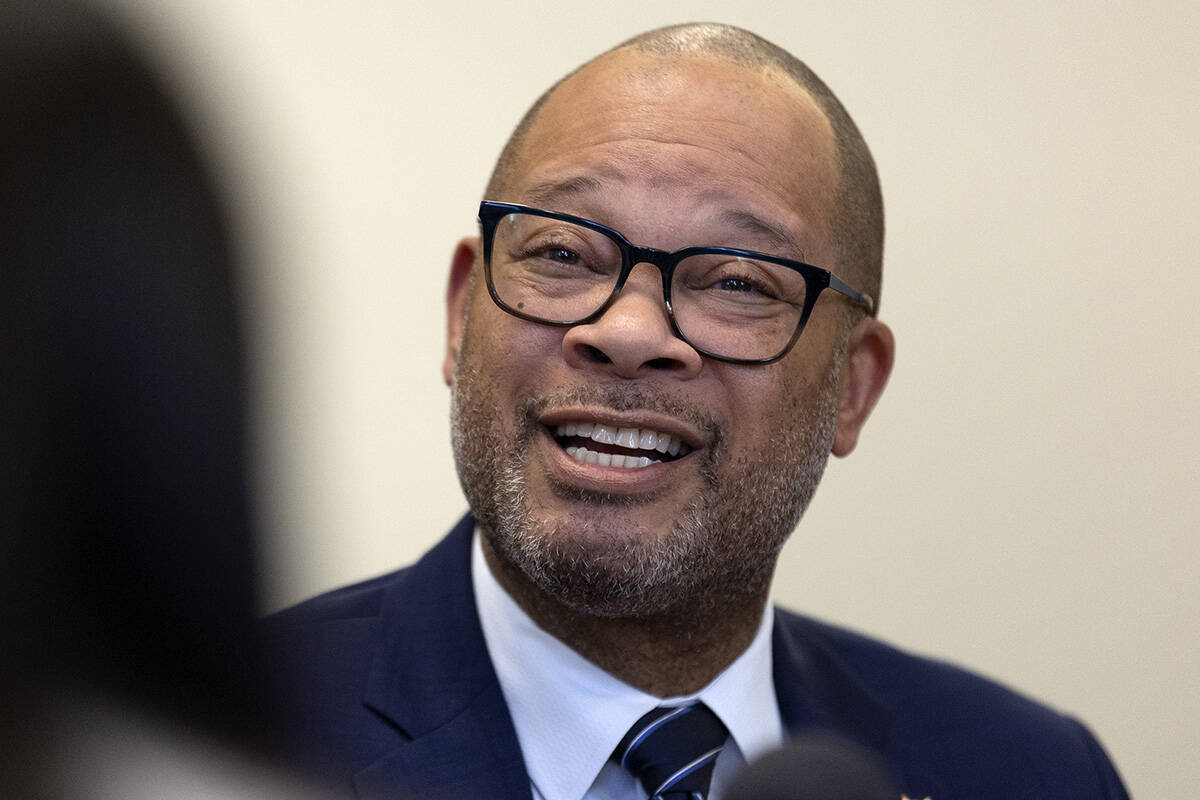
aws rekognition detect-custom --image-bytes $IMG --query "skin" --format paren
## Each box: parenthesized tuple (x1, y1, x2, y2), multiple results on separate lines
(443, 49, 894, 696)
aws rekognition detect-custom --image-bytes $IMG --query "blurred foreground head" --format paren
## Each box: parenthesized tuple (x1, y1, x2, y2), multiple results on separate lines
(1, 0, 269, 789)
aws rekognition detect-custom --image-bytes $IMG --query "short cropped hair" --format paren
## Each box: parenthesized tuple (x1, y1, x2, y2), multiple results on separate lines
(484, 23, 884, 311)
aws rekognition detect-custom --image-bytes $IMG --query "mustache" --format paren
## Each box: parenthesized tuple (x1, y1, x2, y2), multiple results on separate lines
(515, 384, 722, 443)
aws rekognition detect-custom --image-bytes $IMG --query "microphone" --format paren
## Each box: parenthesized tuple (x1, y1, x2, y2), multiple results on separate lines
(724, 733, 899, 800)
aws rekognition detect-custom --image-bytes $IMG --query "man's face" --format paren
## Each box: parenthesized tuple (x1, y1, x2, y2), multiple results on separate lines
(448, 50, 853, 618)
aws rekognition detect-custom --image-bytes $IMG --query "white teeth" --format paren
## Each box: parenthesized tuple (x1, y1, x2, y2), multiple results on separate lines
(564, 445, 660, 469)
(591, 425, 616, 445)
(558, 423, 686, 453)
(555, 420, 693, 463)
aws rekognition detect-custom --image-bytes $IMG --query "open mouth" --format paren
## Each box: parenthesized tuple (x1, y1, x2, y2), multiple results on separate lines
(551, 422, 693, 469)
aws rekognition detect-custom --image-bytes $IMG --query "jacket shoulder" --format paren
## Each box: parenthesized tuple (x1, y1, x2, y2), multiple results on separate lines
(777, 609, 1047, 714)
(266, 567, 409, 628)
(774, 609, 1129, 799)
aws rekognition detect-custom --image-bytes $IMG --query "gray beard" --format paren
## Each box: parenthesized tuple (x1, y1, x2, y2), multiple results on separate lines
(450, 356, 839, 621)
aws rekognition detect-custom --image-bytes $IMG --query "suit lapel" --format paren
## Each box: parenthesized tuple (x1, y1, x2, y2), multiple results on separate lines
(354, 515, 531, 800)
(353, 695, 529, 800)
(772, 615, 954, 800)
(771, 611, 891, 753)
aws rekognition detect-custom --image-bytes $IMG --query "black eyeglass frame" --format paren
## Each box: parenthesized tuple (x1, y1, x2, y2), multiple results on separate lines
(477, 200, 875, 365)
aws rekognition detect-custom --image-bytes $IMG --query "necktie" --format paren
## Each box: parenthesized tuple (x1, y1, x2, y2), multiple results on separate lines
(614, 702, 729, 800)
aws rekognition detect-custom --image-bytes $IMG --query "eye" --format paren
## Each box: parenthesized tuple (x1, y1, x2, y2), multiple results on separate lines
(515, 237, 611, 276)
(676, 254, 805, 308)
(497, 218, 620, 277)
(708, 270, 780, 301)
(716, 277, 762, 294)
(541, 246, 583, 265)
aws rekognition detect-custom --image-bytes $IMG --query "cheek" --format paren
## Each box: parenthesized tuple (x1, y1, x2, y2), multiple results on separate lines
(711, 359, 832, 451)
(459, 297, 566, 389)
(704, 364, 781, 450)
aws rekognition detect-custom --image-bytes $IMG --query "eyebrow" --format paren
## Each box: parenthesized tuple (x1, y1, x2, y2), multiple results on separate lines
(522, 176, 607, 208)
(716, 209, 807, 261)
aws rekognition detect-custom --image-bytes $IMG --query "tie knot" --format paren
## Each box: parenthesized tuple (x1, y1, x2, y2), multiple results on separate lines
(614, 703, 729, 800)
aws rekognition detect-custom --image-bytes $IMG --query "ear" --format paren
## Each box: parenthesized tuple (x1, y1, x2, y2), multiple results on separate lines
(832, 317, 895, 457)
(443, 237, 480, 386)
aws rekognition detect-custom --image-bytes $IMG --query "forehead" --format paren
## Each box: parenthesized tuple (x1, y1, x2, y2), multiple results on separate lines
(506, 49, 840, 257)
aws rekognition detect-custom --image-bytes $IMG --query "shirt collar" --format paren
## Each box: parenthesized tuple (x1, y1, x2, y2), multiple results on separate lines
(472, 529, 783, 800)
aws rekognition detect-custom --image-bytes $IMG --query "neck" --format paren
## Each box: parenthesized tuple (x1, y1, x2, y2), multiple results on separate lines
(480, 536, 769, 697)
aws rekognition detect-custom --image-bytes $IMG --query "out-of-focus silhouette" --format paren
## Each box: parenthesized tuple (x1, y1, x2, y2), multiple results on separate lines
(0, 2, 302, 796)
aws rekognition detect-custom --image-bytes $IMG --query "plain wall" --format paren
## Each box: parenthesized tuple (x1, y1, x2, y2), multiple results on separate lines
(101, 2, 1198, 797)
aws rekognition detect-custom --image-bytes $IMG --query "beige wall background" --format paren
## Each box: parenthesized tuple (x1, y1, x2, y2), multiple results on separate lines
(103, 1, 1197, 796)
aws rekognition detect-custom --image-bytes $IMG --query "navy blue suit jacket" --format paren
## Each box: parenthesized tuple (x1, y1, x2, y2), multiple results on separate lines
(266, 514, 1129, 799)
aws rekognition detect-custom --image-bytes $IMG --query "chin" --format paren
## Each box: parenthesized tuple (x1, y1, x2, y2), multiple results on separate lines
(485, 497, 726, 619)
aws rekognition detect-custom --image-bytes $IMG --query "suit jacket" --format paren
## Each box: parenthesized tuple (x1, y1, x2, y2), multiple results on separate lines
(265, 514, 1129, 800)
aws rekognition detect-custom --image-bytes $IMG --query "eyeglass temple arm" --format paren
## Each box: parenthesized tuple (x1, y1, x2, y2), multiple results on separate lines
(829, 274, 875, 316)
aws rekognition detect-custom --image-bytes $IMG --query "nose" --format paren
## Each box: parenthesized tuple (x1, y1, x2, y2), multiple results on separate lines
(561, 263, 703, 380)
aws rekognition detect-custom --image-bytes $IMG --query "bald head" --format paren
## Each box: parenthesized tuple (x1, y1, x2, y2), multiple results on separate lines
(484, 23, 884, 307)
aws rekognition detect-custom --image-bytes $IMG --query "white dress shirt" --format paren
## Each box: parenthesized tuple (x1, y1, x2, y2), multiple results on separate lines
(472, 531, 784, 800)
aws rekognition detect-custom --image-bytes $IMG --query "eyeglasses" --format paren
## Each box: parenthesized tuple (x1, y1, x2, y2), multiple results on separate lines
(477, 201, 874, 365)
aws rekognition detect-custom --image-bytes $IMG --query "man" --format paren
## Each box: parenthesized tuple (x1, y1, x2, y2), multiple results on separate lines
(268, 23, 1129, 800)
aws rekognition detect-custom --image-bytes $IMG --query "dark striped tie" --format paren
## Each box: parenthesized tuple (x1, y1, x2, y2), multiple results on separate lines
(614, 702, 729, 800)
